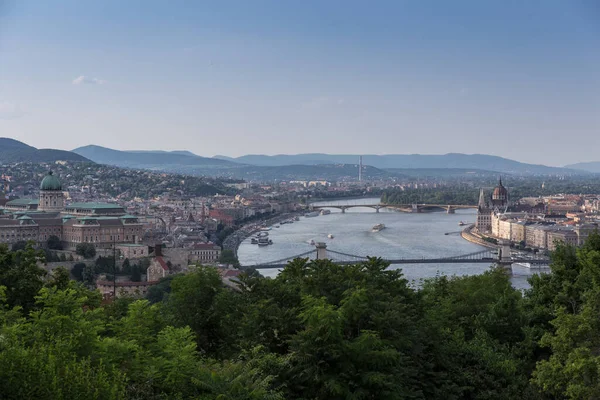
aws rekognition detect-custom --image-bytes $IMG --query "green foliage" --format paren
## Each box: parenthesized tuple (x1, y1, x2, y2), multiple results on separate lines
(71, 263, 86, 281)
(46, 234, 63, 250)
(146, 275, 174, 304)
(76, 243, 97, 259)
(0, 243, 47, 313)
(1, 234, 600, 398)
(130, 265, 142, 282)
(219, 249, 240, 267)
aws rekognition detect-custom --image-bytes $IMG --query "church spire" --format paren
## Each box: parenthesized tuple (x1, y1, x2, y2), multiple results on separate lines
(499, 176, 503, 186)
(478, 188, 486, 208)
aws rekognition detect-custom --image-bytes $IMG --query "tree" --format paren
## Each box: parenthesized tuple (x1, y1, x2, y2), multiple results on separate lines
(0, 242, 47, 313)
(130, 265, 142, 282)
(530, 233, 600, 398)
(146, 275, 175, 304)
(46, 235, 63, 250)
(75, 243, 96, 259)
(219, 249, 240, 267)
(71, 262, 86, 281)
(45, 267, 71, 290)
(11, 240, 27, 252)
(121, 258, 131, 275)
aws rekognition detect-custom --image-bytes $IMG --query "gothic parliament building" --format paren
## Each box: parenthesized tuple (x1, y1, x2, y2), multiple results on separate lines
(476, 178, 509, 233)
(0, 171, 143, 249)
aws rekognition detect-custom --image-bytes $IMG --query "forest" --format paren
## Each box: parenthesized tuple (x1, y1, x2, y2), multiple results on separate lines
(1, 236, 600, 399)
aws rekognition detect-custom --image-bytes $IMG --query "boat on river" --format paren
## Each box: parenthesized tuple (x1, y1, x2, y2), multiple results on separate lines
(257, 231, 269, 237)
(320, 209, 331, 215)
(372, 223, 385, 232)
(305, 211, 320, 218)
(458, 221, 467, 226)
(328, 234, 334, 239)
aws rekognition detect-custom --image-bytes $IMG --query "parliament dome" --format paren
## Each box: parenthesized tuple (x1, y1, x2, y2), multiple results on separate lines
(40, 171, 62, 191)
(492, 178, 508, 201)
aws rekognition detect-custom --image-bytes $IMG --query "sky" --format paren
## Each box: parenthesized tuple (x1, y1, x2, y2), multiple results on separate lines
(0, 0, 599, 166)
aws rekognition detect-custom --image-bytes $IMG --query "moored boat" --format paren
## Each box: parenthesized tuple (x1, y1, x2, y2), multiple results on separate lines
(305, 211, 320, 218)
(327, 234, 334, 239)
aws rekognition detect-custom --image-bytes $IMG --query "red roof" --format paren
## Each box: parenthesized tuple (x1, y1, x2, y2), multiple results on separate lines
(156, 256, 169, 271)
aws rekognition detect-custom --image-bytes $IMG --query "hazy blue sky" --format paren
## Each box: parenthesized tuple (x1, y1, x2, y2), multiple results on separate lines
(0, 0, 599, 165)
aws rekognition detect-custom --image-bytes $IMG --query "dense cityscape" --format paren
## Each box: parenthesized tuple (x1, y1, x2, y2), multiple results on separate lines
(3, 1, 600, 399)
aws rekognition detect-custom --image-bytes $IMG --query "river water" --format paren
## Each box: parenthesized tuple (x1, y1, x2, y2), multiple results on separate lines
(238, 198, 540, 289)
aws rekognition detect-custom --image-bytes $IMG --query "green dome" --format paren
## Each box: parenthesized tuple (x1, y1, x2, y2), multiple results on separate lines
(40, 171, 62, 191)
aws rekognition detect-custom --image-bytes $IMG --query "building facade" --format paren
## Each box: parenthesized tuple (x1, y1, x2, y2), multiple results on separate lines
(0, 171, 143, 249)
(476, 179, 509, 233)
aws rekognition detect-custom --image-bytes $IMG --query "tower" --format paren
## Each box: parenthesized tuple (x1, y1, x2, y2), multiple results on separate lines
(38, 171, 64, 212)
(358, 156, 363, 182)
(478, 188, 486, 208)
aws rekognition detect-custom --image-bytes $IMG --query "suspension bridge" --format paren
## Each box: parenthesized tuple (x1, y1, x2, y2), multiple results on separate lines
(242, 241, 550, 271)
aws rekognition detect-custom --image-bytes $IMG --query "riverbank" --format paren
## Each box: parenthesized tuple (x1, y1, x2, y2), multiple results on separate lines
(461, 224, 498, 249)
(222, 211, 305, 257)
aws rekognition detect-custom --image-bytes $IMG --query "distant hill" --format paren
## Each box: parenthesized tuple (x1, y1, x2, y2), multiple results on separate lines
(215, 153, 579, 175)
(0, 138, 90, 164)
(72, 145, 237, 169)
(564, 162, 600, 173)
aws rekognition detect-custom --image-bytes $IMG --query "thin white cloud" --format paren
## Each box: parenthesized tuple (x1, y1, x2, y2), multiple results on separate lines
(72, 76, 107, 85)
(0, 101, 26, 120)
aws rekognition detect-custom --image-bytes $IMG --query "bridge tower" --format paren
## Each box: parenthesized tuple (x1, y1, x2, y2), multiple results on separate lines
(341, 206, 346, 214)
(315, 242, 328, 260)
(411, 204, 420, 213)
(375, 205, 380, 213)
(446, 206, 455, 214)
(496, 239, 513, 272)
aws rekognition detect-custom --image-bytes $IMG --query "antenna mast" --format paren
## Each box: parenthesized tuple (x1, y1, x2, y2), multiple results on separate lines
(358, 156, 363, 182)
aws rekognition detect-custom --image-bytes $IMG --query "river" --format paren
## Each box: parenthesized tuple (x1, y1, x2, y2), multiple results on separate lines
(237, 198, 543, 289)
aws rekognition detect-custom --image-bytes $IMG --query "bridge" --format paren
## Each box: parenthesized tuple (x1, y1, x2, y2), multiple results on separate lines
(309, 203, 477, 214)
(242, 241, 550, 273)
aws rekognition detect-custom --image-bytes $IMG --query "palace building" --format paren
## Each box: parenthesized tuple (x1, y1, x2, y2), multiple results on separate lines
(0, 171, 143, 249)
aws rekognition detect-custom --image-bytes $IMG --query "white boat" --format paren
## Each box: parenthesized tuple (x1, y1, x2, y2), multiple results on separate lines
(458, 221, 466, 226)
(258, 237, 270, 246)
(260, 227, 271, 231)
(513, 262, 531, 268)
(372, 223, 385, 232)
(320, 209, 331, 215)
(305, 211, 320, 218)
(257, 231, 269, 237)
(294, 216, 300, 221)
(309, 239, 315, 245)
(327, 234, 334, 239)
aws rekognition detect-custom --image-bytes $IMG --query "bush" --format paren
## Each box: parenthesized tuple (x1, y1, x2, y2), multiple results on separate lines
(71, 263, 86, 281)
(76, 243, 96, 259)
(46, 235, 63, 250)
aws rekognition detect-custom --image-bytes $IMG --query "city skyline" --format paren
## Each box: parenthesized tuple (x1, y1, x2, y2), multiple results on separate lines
(1, 1, 599, 165)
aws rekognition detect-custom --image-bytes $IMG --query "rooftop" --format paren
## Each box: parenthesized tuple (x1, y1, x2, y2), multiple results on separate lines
(6, 198, 39, 206)
(66, 202, 124, 210)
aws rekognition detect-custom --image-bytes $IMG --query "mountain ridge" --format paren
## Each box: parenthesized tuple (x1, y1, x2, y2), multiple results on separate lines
(214, 153, 579, 175)
(564, 162, 600, 173)
(72, 145, 238, 169)
(0, 138, 90, 164)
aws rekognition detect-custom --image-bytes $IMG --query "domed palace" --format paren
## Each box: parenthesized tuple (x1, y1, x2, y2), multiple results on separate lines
(0, 171, 143, 250)
(39, 171, 65, 212)
(476, 177, 509, 233)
